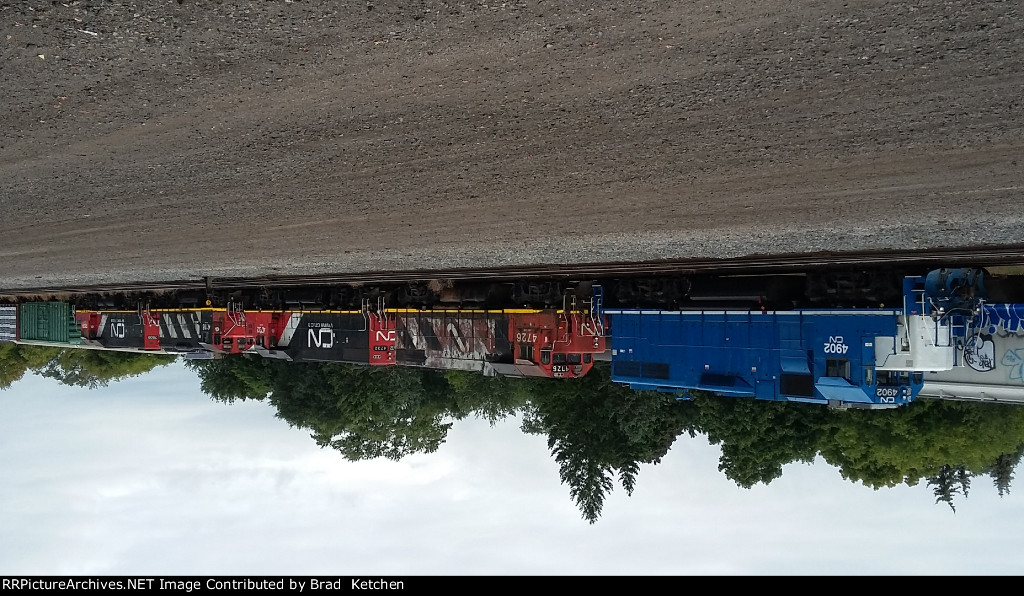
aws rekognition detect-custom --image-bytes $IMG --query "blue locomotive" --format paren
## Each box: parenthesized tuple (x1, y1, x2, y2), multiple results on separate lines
(604, 268, 1021, 409)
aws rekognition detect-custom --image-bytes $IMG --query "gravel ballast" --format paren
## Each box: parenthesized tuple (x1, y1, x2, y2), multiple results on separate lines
(1, 1, 1022, 288)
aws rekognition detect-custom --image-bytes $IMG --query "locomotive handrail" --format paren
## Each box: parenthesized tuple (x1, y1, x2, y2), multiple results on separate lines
(224, 300, 245, 335)
(358, 298, 370, 332)
(583, 285, 607, 338)
(556, 292, 574, 344)
(377, 296, 390, 326)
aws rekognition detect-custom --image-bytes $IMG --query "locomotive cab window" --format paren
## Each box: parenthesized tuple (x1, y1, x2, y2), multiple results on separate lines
(541, 350, 551, 365)
(876, 370, 909, 386)
(567, 353, 582, 365)
(519, 344, 534, 361)
(553, 353, 566, 364)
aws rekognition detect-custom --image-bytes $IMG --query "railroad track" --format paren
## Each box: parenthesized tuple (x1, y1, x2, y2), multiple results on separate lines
(4, 244, 1024, 297)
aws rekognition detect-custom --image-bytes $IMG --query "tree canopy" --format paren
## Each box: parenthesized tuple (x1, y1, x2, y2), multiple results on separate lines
(150, 356, 1024, 521)
(1, 344, 174, 389)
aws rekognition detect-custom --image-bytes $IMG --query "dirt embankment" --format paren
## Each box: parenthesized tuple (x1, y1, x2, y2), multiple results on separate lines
(1, 1, 1022, 288)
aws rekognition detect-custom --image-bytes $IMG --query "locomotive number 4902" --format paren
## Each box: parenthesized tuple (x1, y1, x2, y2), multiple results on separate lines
(876, 387, 901, 402)
(823, 336, 849, 354)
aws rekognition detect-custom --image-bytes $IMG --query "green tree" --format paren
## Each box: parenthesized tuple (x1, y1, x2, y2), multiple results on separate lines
(927, 465, 971, 513)
(524, 365, 697, 523)
(269, 363, 456, 461)
(694, 396, 828, 488)
(187, 356, 278, 403)
(1, 344, 173, 389)
(37, 349, 175, 388)
(187, 354, 1024, 522)
(0, 344, 62, 389)
(192, 356, 534, 462)
(984, 447, 1023, 498)
(443, 369, 532, 424)
(820, 400, 1024, 490)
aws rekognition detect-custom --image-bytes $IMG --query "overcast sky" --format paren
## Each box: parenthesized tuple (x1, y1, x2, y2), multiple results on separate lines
(2, 361, 1023, 575)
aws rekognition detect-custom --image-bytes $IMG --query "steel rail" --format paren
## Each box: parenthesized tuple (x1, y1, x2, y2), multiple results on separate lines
(4, 244, 1024, 297)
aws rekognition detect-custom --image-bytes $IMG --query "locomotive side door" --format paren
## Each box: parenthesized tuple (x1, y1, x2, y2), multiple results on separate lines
(862, 338, 878, 398)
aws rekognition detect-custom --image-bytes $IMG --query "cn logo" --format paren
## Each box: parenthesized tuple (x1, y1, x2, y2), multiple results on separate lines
(375, 330, 396, 343)
(110, 322, 127, 339)
(824, 335, 848, 354)
(308, 328, 335, 348)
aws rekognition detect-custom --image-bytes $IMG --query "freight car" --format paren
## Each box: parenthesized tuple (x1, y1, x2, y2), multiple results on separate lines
(918, 302, 1024, 404)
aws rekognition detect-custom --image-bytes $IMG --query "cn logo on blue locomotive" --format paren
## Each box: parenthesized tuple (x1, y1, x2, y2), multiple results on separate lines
(823, 336, 849, 354)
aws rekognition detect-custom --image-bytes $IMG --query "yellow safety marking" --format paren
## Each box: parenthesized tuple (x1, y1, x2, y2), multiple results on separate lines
(74, 307, 219, 313)
(385, 308, 544, 314)
(73, 307, 595, 315)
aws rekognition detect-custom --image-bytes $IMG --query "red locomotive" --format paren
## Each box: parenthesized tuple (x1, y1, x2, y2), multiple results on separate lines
(68, 290, 606, 379)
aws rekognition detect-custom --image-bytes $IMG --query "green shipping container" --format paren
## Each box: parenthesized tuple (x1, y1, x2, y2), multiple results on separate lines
(18, 302, 83, 345)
